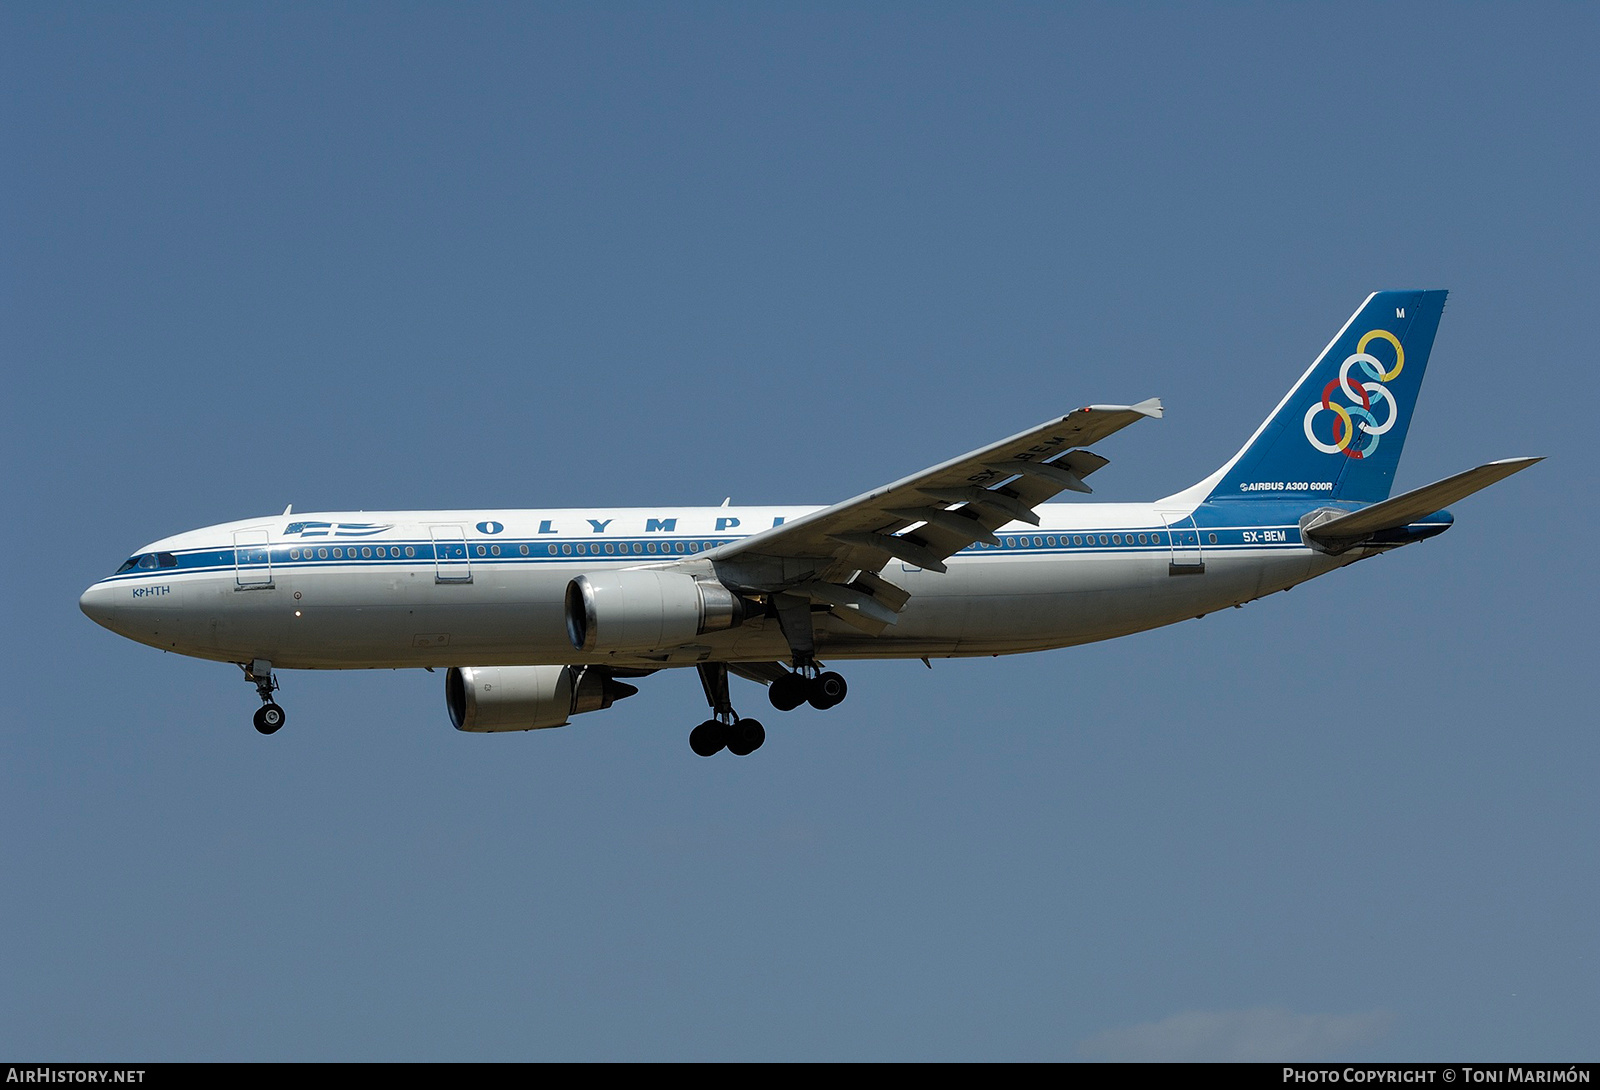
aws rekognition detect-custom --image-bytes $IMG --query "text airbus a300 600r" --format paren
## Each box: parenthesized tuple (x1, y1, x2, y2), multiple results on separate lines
(81, 292, 1538, 756)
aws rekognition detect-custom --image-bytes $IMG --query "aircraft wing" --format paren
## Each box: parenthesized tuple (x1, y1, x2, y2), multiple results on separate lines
(697, 400, 1162, 632)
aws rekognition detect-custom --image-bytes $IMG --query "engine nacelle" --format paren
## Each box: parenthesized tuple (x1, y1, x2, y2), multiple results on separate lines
(565, 570, 749, 653)
(445, 665, 638, 732)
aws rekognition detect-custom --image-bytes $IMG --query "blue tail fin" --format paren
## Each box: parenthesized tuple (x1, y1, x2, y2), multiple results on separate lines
(1200, 290, 1447, 504)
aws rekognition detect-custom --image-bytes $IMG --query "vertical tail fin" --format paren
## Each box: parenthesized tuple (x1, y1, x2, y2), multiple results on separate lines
(1190, 291, 1447, 504)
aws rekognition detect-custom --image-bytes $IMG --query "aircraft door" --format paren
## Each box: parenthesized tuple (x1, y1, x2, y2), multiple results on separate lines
(431, 525, 472, 583)
(1159, 513, 1205, 575)
(233, 529, 274, 587)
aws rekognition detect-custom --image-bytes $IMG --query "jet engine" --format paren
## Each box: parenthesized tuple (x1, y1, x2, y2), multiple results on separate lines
(445, 664, 638, 732)
(564, 570, 751, 653)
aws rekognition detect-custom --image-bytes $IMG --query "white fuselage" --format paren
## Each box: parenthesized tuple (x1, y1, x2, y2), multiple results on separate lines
(79, 501, 1357, 671)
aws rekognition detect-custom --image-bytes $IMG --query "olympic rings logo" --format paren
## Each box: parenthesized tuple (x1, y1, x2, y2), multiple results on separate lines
(1302, 329, 1404, 459)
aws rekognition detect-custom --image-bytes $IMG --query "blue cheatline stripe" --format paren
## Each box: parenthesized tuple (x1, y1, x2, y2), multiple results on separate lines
(99, 525, 1317, 583)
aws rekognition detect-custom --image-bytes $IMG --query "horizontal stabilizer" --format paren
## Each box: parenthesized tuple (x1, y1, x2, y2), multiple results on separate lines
(1303, 457, 1542, 546)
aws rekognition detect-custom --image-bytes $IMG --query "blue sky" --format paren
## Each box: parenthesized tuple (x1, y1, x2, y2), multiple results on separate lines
(4, 4, 1594, 1061)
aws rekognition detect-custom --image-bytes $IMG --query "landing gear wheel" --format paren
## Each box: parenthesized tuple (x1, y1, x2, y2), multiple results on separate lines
(726, 718, 766, 756)
(808, 671, 848, 710)
(689, 719, 726, 757)
(768, 672, 808, 712)
(253, 703, 285, 735)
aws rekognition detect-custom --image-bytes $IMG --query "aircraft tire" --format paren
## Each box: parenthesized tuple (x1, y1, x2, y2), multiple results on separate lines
(768, 673, 807, 711)
(726, 718, 765, 756)
(808, 672, 847, 710)
(689, 719, 725, 757)
(254, 703, 285, 735)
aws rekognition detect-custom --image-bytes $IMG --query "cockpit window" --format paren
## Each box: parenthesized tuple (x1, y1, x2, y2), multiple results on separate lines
(115, 552, 177, 574)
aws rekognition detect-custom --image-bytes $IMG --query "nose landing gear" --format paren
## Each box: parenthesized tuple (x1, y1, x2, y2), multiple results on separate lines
(252, 702, 285, 734)
(242, 659, 286, 735)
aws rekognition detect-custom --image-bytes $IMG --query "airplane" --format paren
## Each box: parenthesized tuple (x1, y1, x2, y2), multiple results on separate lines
(80, 291, 1539, 756)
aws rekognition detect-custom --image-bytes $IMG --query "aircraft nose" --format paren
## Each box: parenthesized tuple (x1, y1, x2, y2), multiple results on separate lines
(79, 582, 118, 630)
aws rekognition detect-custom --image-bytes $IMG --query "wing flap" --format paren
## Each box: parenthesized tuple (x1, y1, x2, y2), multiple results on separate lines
(801, 579, 901, 630)
(727, 661, 790, 686)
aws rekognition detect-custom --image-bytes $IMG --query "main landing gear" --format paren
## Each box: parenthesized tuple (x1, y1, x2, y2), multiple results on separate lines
(766, 666, 848, 712)
(688, 660, 849, 756)
(691, 662, 765, 757)
(242, 659, 286, 735)
(687, 598, 852, 755)
(763, 592, 849, 715)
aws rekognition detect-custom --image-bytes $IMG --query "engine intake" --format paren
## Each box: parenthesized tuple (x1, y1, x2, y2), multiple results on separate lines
(445, 665, 638, 732)
(565, 570, 749, 653)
